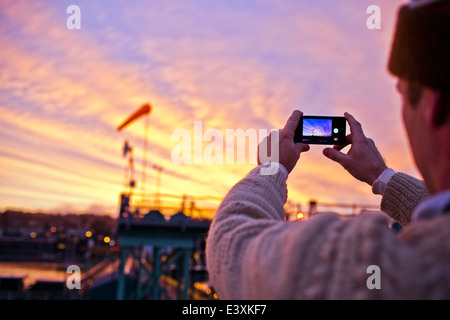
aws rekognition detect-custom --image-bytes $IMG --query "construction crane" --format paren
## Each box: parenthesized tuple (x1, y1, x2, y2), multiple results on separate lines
(117, 103, 152, 194)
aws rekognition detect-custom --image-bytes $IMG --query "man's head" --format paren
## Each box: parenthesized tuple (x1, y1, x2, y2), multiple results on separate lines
(389, 0, 450, 194)
(396, 79, 449, 194)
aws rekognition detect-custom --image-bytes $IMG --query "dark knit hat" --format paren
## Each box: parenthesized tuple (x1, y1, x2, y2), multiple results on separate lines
(388, 0, 450, 91)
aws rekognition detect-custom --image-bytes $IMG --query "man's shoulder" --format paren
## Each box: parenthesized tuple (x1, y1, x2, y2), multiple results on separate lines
(401, 213, 450, 248)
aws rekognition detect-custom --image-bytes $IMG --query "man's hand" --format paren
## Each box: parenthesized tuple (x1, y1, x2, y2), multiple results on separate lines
(322, 112, 388, 185)
(258, 110, 310, 174)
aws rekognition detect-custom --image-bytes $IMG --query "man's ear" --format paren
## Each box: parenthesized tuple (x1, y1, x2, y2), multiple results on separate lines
(423, 88, 446, 129)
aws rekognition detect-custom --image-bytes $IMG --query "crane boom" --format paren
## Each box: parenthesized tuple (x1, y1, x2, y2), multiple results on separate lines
(117, 103, 152, 131)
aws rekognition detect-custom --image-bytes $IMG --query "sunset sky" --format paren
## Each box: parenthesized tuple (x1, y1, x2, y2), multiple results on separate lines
(0, 0, 418, 216)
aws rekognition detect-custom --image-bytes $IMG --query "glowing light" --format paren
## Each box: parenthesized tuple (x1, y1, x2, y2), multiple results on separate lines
(85, 230, 92, 238)
(297, 212, 305, 220)
(103, 236, 111, 244)
(29, 231, 37, 239)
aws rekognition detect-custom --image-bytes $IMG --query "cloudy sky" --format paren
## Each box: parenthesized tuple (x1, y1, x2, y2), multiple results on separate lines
(0, 0, 417, 216)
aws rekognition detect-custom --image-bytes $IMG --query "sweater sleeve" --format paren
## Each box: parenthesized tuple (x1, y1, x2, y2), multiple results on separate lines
(205, 165, 288, 299)
(380, 172, 429, 226)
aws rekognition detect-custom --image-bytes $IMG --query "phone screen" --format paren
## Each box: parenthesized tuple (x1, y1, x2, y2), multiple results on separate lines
(294, 116, 347, 145)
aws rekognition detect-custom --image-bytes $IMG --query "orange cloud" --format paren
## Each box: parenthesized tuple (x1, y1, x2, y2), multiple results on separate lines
(0, 0, 419, 216)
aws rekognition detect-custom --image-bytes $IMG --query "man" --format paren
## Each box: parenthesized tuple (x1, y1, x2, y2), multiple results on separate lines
(206, 0, 450, 299)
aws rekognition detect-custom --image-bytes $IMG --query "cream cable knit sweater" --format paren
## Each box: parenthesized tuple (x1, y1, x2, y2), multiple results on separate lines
(206, 167, 450, 299)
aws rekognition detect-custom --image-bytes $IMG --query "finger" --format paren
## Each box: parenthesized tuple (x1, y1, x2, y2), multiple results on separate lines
(333, 134, 352, 151)
(344, 112, 366, 141)
(283, 110, 303, 138)
(322, 147, 347, 165)
(296, 143, 310, 153)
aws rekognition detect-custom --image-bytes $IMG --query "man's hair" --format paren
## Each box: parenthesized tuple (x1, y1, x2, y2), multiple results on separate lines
(436, 90, 450, 125)
(389, 1, 450, 92)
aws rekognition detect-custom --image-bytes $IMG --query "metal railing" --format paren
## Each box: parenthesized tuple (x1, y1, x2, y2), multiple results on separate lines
(118, 192, 223, 221)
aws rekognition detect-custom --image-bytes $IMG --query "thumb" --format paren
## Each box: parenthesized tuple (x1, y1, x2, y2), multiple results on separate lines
(323, 147, 347, 165)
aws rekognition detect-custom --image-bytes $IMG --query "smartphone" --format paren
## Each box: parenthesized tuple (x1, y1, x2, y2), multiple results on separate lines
(294, 116, 347, 145)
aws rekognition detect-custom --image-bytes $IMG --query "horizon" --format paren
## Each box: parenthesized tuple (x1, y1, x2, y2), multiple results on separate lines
(0, 0, 418, 215)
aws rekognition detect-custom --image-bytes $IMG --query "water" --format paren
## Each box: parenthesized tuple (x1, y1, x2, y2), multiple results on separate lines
(0, 261, 68, 289)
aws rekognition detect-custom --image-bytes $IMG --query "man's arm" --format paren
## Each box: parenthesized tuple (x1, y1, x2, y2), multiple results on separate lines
(206, 165, 288, 299)
(206, 111, 311, 298)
